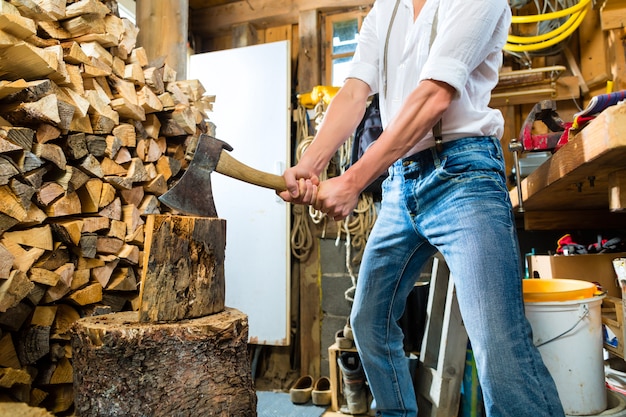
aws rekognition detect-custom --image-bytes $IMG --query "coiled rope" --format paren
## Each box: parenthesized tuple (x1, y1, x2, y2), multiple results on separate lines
(291, 91, 379, 280)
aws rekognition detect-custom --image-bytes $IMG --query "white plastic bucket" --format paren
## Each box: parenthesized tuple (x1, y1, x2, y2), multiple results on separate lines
(525, 294, 607, 415)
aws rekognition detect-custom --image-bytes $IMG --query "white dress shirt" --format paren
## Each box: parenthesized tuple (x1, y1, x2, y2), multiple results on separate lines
(347, 0, 512, 155)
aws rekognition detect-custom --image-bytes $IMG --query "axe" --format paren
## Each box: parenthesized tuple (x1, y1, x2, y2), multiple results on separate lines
(158, 134, 287, 217)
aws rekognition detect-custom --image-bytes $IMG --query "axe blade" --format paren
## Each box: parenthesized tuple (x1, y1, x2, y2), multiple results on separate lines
(158, 134, 232, 217)
(159, 172, 218, 217)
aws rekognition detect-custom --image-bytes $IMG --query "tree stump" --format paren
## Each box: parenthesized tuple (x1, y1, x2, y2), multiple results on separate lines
(71, 308, 256, 417)
(139, 215, 226, 322)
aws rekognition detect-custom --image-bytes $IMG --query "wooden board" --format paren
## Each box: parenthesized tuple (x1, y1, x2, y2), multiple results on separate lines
(71, 308, 255, 417)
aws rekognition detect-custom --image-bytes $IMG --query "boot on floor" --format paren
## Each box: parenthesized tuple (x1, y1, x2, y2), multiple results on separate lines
(338, 351, 368, 415)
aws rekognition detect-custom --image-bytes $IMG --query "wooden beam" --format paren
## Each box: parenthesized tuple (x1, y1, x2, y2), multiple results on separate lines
(609, 169, 626, 211)
(136, 0, 189, 80)
(232, 22, 258, 48)
(190, 0, 372, 37)
(299, 217, 321, 378)
(579, 6, 611, 100)
(601, 0, 626, 30)
(298, 9, 321, 93)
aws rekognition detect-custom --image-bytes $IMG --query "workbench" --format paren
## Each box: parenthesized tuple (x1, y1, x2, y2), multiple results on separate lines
(510, 104, 626, 230)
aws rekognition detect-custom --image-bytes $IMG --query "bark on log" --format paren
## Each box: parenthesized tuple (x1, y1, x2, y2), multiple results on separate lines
(71, 308, 256, 417)
(139, 214, 225, 322)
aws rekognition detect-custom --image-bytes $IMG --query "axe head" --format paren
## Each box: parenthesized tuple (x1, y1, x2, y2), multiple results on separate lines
(158, 135, 233, 217)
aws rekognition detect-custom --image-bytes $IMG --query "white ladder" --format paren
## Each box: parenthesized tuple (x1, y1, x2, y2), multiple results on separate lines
(415, 254, 468, 417)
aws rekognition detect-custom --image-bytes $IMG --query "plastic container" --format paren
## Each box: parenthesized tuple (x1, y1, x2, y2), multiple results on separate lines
(523, 279, 607, 415)
(523, 278, 597, 302)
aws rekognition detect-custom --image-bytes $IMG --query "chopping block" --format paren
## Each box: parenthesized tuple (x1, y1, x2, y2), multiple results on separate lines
(71, 215, 256, 417)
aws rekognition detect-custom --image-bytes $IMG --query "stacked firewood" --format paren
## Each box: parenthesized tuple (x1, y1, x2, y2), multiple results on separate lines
(0, 0, 214, 414)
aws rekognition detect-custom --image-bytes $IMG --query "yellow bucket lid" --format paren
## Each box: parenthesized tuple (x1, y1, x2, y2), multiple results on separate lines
(522, 278, 598, 302)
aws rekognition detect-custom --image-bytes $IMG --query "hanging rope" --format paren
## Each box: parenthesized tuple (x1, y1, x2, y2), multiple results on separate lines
(290, 204, 313, 261)
(291, 88, 380, 289)
(339, 193, 378, 302)
(289, 103, 316, 261)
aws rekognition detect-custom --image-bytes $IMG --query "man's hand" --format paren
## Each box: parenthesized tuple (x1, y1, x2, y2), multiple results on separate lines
(278, 164, 360, 221)
(312, 176, 360, 221)
(278, 164, 320, 205)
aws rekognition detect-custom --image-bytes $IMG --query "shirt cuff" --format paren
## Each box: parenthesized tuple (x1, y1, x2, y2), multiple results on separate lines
(346, 62, 379, 93)
(421, 56, 469, 97)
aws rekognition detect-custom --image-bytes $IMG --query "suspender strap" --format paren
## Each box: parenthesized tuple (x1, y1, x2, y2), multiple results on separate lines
(430, 3, 443, 152)
(385, 0, 444, 152)
(433, 118, 443, 152)
(383, 0, 401, 98)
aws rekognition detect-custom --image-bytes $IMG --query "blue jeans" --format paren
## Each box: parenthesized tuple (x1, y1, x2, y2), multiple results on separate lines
(350, 136, 564, 417)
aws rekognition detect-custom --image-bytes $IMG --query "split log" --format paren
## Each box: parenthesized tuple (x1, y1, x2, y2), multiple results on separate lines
(0, 402, 55, 417)
(139, 215, 225, 322)
(66, 282, 102, 306)
(71, 308, 256, 417)
(0, 270, 34, 312)
(71, 269, 90, 290)
(0, 332, 21, 368)
(81, 215, 109, 233)
(3, 224, 53, 251)
(106, 266, 136, 291)
(0, 367, 32, 388)
(0, 243, 14, 278)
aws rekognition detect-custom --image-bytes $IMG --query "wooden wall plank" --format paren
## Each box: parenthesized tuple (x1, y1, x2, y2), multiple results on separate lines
(579, 7, 611, 99)
(232, 22, 259, 48)
(136, 0, 189, 79)
(299, 219, 321, 378)
(298, 10, 321, 93)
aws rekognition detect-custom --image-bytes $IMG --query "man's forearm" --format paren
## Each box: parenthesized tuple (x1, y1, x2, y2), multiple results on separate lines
(299, 79, 371, 176)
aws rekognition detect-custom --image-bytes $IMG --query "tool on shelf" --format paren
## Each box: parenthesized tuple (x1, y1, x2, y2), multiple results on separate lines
(509, 100, 569, 212)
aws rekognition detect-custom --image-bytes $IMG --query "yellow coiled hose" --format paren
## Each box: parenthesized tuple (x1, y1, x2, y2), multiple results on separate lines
(505, 0, 591, 53)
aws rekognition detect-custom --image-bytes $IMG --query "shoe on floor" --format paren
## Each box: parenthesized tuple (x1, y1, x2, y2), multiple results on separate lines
(336, 329, 353, 349)
(312, 376, 332, 406)
(290, 375, 313, 404)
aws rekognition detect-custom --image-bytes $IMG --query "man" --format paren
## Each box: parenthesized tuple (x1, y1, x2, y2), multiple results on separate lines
(279, 0, 565, 416)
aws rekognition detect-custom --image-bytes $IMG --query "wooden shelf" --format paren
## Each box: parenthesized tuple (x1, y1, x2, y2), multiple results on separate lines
(510, 104, 626, 230)
(328, 342, 357, 412)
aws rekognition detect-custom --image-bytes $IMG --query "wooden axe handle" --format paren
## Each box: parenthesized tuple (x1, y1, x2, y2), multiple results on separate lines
(215, 149, 287, 192)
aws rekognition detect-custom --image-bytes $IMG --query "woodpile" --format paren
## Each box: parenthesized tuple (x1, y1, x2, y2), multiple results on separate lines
(0, 0, 215, 414)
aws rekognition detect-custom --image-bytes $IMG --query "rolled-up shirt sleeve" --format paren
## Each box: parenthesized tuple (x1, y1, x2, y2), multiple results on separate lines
(421, 0, 510, 97)
(346, 4, 380, 93)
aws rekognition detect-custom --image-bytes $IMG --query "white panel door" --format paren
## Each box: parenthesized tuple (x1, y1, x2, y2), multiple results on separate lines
(188, 41, 291, 345)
